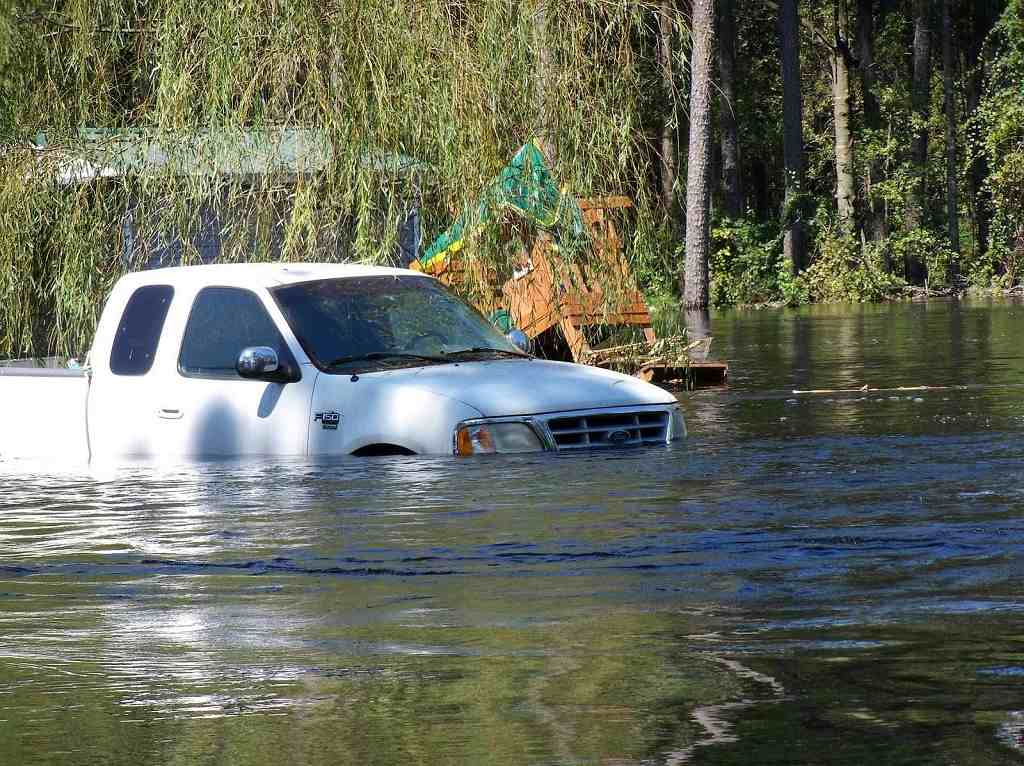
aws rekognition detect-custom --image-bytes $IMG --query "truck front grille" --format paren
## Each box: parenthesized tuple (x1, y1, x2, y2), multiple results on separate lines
(544, 410, 670, 450)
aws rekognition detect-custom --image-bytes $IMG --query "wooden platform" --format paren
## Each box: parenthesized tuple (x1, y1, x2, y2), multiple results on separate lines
(637, 360, 730, 389)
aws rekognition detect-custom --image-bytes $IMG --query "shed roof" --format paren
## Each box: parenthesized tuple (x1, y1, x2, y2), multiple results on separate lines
(33, 128, 424, 184)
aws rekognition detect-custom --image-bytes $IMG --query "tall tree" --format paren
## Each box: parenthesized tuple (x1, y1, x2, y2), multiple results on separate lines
(942, 0, 960, 263)
(779, 0, 807, 272)
(832, 0, 857, 229)
(905, 0, 933, 282)
(683, 0, 716, 310)
(966, 1, 996, 258)
(657, 0, 682, 233)
(533, 1, 557, 166)
(857, 0, 887, 244)
(718, 0, 743, 218)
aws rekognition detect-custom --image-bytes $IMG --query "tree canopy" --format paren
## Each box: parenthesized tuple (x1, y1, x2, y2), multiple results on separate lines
(2, 1, 1024, 356)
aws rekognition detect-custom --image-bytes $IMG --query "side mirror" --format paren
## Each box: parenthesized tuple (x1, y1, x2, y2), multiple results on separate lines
(237, 346, 299, 383)
(506, 329, 532, 354)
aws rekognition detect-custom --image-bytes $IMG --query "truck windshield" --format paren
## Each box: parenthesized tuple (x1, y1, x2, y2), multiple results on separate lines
(271, 276, 523, 372)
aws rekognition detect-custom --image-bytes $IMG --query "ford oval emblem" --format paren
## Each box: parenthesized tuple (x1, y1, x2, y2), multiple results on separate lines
(607, 430, 631, 445)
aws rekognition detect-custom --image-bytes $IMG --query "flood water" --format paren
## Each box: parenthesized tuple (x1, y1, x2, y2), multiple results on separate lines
(4, 298, 1024, 764)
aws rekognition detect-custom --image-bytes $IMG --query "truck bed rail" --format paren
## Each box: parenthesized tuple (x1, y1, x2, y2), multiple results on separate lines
(0, 367, 87, 378)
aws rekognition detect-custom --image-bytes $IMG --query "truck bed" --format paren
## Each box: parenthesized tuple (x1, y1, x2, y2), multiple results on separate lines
(0, 366, 90, 461)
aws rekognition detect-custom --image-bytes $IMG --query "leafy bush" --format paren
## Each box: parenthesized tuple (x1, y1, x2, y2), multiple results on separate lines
(964, 230, 1024, 290)
(796, 224, 903, 303)
(709, 218, 790, 307)
(977, 0, 1024, 286)
(630, 218, 681, 299)
(706, 217, 906, 308)
(887, 228, 956, 288)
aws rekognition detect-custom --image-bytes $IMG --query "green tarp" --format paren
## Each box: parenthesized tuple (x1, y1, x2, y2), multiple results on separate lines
(416, 140, 586, 271)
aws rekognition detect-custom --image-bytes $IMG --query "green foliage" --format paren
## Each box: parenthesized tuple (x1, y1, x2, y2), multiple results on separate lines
(970, 0, 1019, 274)
(704, 0, 1024, 308)
(886, 228, 956, 288)
(0, 1, 677, 357)
(963, 234, 1024, 289)
(0, 13, 14, 142)
(708, 215, 908, 308)
(631, 218, 681, 298)
(709, 218, 789, 307)
(977, 0, 1024, 281)
(8, 0, 1024, 351)
(797, 224, 904, 303)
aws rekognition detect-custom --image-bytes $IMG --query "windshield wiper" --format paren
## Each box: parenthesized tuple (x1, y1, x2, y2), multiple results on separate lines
(443, 347, 531, 359)
(326, 352, 449, 368)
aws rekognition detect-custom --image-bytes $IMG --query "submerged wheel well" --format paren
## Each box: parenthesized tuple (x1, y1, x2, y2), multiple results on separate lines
(351, 444, 416, 457)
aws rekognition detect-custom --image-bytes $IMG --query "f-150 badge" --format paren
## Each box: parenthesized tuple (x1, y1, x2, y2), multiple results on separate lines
(314, 411, 341, 431)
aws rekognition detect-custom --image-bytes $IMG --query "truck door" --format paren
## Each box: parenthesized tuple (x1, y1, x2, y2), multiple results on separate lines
(87, 282, 178, 459)
(159, 286, 316, 457)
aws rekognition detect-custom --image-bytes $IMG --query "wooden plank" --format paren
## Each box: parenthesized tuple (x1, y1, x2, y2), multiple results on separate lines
(578, 196, 634, 211)
(564, 312, 653, 326)
(636, 361, 729, 388)
(559, 316, 591, 359)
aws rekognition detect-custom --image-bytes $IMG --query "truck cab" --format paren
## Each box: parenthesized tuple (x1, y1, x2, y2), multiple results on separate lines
(1, 264, 684, 461)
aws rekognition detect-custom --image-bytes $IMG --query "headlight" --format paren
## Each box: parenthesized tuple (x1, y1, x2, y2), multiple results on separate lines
(669, 406, 687, 441)
(454, 421, 545, 456)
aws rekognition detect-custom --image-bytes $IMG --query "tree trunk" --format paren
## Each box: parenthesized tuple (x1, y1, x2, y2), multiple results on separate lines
(966, 1, 993, 258)
(533, 1, 557, 166)
(657, 0, 682, 234)
(684, 308, 713, 360)
(779, 0, 807, 273)
(942, 0, 960, 270)
(906, 0, 932, 282)
(682, 0, 716, 310)
(857, 0, 887, 245)
(718, 0, 743, 218)
(832, 1, 856, 230)
(753, 156, 770, 220)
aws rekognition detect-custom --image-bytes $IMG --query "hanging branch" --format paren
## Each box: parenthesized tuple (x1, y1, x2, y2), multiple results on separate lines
(16, 11, 153, 35)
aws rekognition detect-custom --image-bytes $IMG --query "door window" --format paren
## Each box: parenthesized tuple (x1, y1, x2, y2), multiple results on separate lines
(110, 285, 174, 376)
(179, 287, 295, 378)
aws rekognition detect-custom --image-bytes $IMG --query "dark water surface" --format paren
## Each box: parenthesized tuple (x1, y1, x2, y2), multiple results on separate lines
(4, 299, 1024, 764)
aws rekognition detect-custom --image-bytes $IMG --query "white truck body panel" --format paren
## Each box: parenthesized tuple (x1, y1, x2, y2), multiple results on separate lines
(0, 369, 90, 461)
(87, 268, 320, 458)
(392, 358, 673, 417)
(308, 374, 485, 457)
(0, 263, 683, 461)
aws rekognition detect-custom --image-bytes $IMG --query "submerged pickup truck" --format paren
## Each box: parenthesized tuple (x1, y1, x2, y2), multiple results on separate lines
(0, 264, 684, 461)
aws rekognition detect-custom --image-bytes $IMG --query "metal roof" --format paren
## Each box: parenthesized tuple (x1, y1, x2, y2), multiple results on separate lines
(33, 128, 425, 184)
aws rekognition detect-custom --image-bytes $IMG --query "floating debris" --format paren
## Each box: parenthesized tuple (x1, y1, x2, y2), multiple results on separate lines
(581, 335, 728, 389)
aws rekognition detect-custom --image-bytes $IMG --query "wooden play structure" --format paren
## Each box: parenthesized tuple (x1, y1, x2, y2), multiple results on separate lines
(411, 142, 727, 388)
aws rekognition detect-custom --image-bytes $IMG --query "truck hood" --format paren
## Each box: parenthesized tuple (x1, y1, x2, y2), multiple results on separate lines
(396, 358, 676, 418)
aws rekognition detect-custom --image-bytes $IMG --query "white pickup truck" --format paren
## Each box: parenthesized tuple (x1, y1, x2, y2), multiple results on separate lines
(0, 263, 684, 461)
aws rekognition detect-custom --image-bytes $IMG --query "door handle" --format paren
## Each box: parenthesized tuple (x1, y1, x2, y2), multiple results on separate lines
(157, 408, 183, 420)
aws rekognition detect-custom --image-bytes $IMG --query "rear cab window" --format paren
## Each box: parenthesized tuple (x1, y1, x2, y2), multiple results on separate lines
(109, 285, 175, 376)
(178, 286, 297, 378)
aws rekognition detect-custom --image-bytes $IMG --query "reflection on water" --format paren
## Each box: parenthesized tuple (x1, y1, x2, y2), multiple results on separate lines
(4, 299, 1024, 764)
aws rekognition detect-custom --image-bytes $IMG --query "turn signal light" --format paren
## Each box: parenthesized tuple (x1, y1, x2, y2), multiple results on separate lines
(455, 424, 497, 456)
